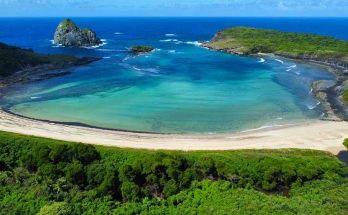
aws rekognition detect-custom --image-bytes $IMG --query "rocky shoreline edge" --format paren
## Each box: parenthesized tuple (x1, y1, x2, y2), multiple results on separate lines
(202, 43, 348, 122)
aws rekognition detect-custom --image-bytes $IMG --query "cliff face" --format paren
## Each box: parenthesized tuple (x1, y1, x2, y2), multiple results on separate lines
(54, 19, 102, 47)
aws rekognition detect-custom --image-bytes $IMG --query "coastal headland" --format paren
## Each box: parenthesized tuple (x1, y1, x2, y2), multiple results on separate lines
(203, 27, 348, 121)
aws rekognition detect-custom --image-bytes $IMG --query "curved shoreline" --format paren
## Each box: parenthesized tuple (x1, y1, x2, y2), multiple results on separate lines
(0, 110, 347, 155)
(202, 43, 348, 121)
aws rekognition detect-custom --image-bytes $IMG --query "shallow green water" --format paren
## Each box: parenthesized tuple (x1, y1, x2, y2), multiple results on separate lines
(2, 45, 334, 133)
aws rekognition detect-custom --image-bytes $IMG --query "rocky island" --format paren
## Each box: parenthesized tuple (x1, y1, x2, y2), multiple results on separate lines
(130, 45, 155, 54)
(54, 19, 102, 47)
(0, 42, 100, 87)
(204, 27, 348, 121)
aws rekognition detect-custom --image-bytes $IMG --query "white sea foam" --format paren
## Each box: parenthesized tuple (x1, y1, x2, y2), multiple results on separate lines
(114, 32, 123, 35)
(97, 48, 126, 52)
(122, 56, 132, 62)
(286, 64, 297, 72)
(275, 59, 284, 64)
(132, 66, 142, 71)
(309, 88, 313, 95)
(85, 39, 108, 49)
(52, 44, 63, 48)
(160, 39, 179, 42)
(185, 41, 202, 46)
(131, 66, 159, 74)
(258, 58, 265, 63)
(103, 56, 111, 59)
(307, 101, 321, 110)
(168, 50, 176, 54)
(30, 96, 41, 100)
(143, 68, 160, 74)
(165, 34, 176, 37)
(50, 40, 63, 48)
(238, 124, 285, 133)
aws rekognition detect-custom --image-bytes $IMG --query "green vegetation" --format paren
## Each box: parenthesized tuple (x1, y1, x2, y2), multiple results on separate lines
(343, 89, 348, 106)
(0, 42, 83, 77)
(0, 131, 347, 214)
(344, 139, 348, 150)
(130, 45, 155, 54)
(59, 18, 77, 29)
(208, 27, 348, 61)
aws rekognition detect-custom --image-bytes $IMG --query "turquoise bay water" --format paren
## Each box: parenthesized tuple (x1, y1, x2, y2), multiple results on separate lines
(0, 18, 338, 133)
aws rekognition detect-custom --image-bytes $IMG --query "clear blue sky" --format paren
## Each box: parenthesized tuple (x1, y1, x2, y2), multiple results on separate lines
(0, 0, 346, 17)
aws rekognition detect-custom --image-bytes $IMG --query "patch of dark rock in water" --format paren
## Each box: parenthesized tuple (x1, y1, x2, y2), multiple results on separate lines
(312, 80, 336, 91)
(39, 71, 72, 80)
(130, 46, 155, 55)
(54, 19, 102, 48)
(337, 151, 348, 165)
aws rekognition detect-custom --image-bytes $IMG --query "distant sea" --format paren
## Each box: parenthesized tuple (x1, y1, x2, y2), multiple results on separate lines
(1, 17, 347, 133)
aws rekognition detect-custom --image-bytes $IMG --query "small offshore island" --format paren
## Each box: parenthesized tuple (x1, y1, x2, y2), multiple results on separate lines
(204, 27, 348, 120)
(130, 45, 155, 54)
(54, 19, 102, 47)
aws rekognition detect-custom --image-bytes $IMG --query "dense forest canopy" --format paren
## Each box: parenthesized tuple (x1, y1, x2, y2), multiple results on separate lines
(0, 131, 347, 214)
(208, 27, 348, 61)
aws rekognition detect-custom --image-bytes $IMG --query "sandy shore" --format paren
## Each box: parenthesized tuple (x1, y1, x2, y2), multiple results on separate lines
(0, 110, 347, 154)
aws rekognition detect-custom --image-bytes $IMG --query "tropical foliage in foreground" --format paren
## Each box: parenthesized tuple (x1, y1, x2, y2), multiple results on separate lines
(208, 27, 348, 61)
(0, 131, 347, 214)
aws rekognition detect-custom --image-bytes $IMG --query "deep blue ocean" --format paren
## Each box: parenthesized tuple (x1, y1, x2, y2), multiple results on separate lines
(0, 18, 346, 133)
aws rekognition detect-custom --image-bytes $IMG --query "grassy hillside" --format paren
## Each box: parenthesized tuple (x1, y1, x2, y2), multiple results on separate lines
(207, 27, 348, 61)
(0, 42, 84, 77)
(0, 131, 347, 214)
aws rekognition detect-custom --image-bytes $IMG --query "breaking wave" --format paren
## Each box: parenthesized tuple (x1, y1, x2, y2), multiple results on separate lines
(258, 58, 265, 63)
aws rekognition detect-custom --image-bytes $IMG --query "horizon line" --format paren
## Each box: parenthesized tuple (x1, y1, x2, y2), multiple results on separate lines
(0, 16, 348, 18)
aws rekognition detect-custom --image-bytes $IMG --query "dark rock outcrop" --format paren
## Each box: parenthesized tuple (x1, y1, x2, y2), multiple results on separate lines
(54, 19, 102, 48)
(130, 46, 155, 55)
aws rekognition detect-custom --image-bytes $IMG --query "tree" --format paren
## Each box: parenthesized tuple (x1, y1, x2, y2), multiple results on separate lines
(163, 179, 179, 197)
(65, 160, 86, 186)
(49, 144, 71, 163)
(121, 181, 141, 202)
(69, 143, 100, 165)
(37, 202, 71, 215)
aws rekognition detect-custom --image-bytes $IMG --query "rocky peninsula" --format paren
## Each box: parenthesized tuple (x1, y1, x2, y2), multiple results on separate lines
(54, 19, 102, 47)
(0, 42, 100, 88)
(203, 27, 348, 121)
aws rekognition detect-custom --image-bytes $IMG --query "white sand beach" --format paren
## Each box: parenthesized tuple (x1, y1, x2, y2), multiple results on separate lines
(0, 110, 347, 154)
